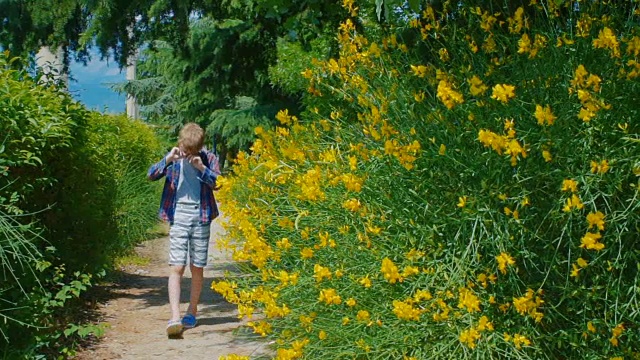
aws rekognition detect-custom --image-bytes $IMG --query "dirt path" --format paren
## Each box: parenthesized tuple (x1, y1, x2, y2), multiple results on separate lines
(73, 218, 269, 360)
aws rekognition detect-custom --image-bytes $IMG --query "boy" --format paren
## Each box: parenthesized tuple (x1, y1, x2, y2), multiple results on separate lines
(147, 123, 220, 338)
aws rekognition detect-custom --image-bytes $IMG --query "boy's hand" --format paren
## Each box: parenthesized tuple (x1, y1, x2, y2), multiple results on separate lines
(166, 147, 183, 163)
(188, 155, 206, 172)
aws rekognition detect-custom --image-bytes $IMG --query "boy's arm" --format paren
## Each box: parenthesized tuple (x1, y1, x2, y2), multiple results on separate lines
(197, 151, 221, 187)
(149, 147, 181, 181)
(147, 156, 169, 181)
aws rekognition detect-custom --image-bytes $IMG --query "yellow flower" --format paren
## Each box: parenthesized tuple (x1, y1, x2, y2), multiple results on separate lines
(512, 333, 531, 349)
(468, 75, 488, 96)
(341, 0, 358, 16)
(300, 68, 313, 79)
(587, 321, 596, 333)
(491, 84, 516, 103)
(457, 196, 468, 208)
(477, 315, 494, 331)
(348, 155, 358, 171)
(220, 354, 251, 360)
(248, 321, 272, 336)
(318, 330, 327, 340)
(542, 150, 552, 162)
(459, 328, 481, 348)
(313, 264, 332, 282)
(275, 109, 292, 125)
(578, 107, 596, 122)
(359, 275, 372, 288)
(355, 338, 371, 352)
(478, 129, 506, 155)
(508, 7, 526, 33)
(534, 104, 557, 126)
(276, 238, 292, 250)
(437, 79, 465, 109)
(593, 27, 621, 57)
(591, 160, 610, 174)
(392, 299, 422, 321)
(410, 64, 428, 78)
(356, 310, 370, 322)
(439, 48, 450, 62)
(401, 266, 420, 277)
(512, 289, 544, 322)
(343, 198, 362, 212)
(610, 323, 625, 347)
(346, 298, 357, 307)
(300, 247, 314, 259)
(504, 206, 512, 216)
(318, 288, 342, 305)
(406, 248, 425, 261)
(563, 194, 584, 212)
(381, 258, 403, 283)
(477, 273, 489, 288)
(478, 8, 498, 32)
(413, 289, 432, 302)
(561, 179, 578, 193)
(587, 211, 605, 231)
(439, 144, 446, 155)
(496, 252, 516, 274)
(518, 33, 531, 54)
(580, 232, 605, 251)
(458, 287, 481, 313)
(577, 257, 588, 268)
(570, 263, 581, 278)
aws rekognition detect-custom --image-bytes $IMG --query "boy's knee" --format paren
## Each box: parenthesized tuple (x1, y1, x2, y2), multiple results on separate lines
(190, 264, 204, 274)
(170, 265, 186, 276)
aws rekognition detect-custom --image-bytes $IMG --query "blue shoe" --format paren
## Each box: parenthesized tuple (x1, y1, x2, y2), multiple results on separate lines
(182, 313, 197, 329)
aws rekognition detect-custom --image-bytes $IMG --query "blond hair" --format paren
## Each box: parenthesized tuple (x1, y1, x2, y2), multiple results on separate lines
(178, 123, 205, 155)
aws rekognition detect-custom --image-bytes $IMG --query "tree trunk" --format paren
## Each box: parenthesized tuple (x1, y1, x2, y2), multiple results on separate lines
(35, 46, 68, 88)
(126, 52, 139, 119)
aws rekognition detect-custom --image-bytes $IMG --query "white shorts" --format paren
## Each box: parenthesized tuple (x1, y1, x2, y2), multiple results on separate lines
(169, 203, 211, 267)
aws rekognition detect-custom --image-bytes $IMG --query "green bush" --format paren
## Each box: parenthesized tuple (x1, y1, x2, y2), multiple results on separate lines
(34, 112, 163, 270)
(0, 52, 162, 357)
(214, 1, 640, 359)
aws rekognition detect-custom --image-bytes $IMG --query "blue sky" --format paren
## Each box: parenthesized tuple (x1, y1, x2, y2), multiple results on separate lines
(68, 48, 126, 114)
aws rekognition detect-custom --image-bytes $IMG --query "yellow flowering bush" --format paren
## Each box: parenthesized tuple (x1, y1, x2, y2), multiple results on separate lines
(215, 1, 640, 359)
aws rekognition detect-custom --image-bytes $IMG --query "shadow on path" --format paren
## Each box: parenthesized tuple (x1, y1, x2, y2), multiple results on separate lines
(73, 231, 271, 360)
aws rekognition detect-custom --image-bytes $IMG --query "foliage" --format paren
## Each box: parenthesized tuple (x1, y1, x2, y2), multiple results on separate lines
(207, 96, 286, 170)
(0, 52, 162, 357)
(115, 17, 299, 167)
(213, 1, 640, 359)
(0, 0, 89, 67)
(20, 108, 163, 273)
(268, 37, 332, 96)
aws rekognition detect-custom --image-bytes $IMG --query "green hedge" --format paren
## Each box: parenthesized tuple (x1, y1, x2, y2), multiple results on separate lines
(0, 53, 163, 357)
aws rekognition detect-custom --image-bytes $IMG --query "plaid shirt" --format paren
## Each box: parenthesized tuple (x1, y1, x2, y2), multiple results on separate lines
(147, 149, 220, 224)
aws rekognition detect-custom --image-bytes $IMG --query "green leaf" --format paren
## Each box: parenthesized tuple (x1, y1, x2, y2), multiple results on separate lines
(408, 0, 420, 12)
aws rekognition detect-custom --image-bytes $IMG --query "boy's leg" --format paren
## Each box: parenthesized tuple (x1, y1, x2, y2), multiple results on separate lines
(168, 207, 193, 323)
(187, 264, 204, 315)
(168, 265, 186, 321)
(186, 222, 211, 316)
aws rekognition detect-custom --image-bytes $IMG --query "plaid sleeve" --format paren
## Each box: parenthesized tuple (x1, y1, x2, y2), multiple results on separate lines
(147, 155, 169, 181)
(198, 151, 220, 187)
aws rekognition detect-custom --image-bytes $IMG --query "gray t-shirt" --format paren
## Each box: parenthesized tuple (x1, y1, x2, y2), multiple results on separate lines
(176, 158, 202, 204)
